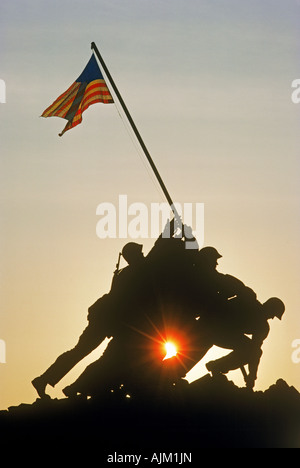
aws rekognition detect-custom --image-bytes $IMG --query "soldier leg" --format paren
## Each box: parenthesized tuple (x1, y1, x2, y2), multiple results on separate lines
(180, 319, 214, 376)
(32, 323, 106, 398)
(206, 334, 261, 382)
(62, 339, 124, 398)
(247, 347, 263, 388)
(180, 342, 214, 377)
(206, 349, 247, 374)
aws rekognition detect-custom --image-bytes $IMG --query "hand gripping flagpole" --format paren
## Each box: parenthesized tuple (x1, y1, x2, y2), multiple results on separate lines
(91, 42, 181, 225)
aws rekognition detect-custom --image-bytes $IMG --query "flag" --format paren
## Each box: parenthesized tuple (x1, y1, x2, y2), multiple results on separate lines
(41, 54, 113, 136)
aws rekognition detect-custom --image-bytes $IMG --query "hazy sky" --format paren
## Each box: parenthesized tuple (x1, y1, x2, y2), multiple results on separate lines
(1, 0, 299, 409)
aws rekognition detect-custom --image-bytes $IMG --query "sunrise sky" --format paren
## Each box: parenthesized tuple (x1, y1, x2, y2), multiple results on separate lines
(1, 0, 299, 410)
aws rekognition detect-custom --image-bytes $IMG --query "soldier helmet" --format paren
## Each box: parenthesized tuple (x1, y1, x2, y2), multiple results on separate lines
(121, 242, 143, 263)
(198, 246, 222, 260)
(262, 297, 285, 320)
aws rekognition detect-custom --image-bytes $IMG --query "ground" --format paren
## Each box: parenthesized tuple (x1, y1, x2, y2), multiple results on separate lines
(1, 376, 299, 452)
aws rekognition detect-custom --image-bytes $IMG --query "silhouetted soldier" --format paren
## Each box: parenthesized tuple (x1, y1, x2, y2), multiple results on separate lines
(194, 246, 257, 311)
(205, 296, 285, 389)
(177, 246, 259, 374)
(61, 221, 199, 398)
(32, 219, 197, 399)
(31, 241, 147, 399)
(176, 248, 286, 392)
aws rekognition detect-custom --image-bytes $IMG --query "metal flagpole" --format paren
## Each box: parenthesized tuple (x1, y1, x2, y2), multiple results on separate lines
(91, 42, 180, 222)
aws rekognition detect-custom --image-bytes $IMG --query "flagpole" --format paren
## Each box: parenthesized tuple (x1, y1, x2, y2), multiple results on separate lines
(91, 42, 180, 222)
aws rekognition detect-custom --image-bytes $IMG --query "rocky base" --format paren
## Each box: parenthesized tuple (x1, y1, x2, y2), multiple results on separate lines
(1, 376, 299, 450)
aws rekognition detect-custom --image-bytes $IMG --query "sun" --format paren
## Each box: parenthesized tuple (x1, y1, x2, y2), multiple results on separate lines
(163, 341, 177, 360)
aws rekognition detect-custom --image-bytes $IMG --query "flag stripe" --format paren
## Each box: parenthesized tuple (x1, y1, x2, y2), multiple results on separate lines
(41, 82, 81, 118)
(64, 83, 87, 121)
(83, 82, 112, 102)
(59, 84, 87, 118)
(42, 80, 113, 119)
(51, 84, 84, 117)
(59, 81, 114, 136)
(84, 79, 113, 100)
(67, 83, 110, 126)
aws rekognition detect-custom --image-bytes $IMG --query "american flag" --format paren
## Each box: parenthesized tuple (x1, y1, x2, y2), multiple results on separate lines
(41, 53, 113, 136)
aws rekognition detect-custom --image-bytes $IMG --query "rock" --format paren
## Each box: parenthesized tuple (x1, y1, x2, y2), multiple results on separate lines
(0, 378, 299, 449)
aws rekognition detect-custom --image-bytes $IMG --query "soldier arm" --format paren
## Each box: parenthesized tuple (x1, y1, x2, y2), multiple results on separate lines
(221, 274, 257, 300)
(252, 320, 270, 348)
